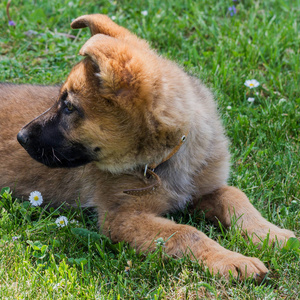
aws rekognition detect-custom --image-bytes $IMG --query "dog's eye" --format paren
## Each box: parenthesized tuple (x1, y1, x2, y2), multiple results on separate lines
(63, 100, 75, 114)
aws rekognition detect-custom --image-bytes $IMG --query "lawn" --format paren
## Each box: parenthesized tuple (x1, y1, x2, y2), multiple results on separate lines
(0, 0, 299, 299)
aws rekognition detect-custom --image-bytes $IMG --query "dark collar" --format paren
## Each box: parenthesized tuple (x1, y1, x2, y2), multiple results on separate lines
(123, 133, 187, 196)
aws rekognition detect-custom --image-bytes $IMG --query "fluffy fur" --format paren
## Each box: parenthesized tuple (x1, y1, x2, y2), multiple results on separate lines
(0, 14, 296, 281)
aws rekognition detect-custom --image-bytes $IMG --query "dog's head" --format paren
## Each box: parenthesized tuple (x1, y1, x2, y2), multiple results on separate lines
(17, 15, 189, 173)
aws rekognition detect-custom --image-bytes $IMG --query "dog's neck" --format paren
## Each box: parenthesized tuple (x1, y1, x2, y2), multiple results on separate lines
(148, 133, 187, 170)
(123, 133, 188, 196)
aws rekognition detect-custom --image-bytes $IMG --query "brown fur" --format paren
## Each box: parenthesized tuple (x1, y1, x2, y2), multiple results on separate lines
(0, 14, 296, 281)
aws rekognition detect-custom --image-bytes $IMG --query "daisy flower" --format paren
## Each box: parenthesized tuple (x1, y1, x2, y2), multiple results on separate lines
(29, 191, 43, 206)
(141, 10, 148, 16)
(56, 216, 68, 227)
(247, 97, 255, 103)
(244, 79, 260, 89)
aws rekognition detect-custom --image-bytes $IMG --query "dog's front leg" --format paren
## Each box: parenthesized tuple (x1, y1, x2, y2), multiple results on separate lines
(100, 210, 268, 281)
(198, 186, 296, 245)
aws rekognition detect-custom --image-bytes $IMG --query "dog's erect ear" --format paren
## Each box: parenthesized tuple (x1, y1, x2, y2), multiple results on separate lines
(79, 34, 150, 100)
(71, 14, 130, 37)
(71, 14, 149, 50)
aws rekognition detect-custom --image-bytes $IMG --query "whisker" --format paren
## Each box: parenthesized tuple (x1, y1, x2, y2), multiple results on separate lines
(52, 148, 62, 163)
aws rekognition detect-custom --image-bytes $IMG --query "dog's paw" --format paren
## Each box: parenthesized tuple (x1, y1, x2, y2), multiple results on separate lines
(206, 251, 268, 282)
(245, 225, 296, 247)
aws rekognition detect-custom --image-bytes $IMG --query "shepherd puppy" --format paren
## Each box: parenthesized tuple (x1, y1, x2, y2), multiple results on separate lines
(0, 14, 296, 281)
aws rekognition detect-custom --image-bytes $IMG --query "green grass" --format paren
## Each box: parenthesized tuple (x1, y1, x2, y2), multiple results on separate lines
(0, 0, 299, 298)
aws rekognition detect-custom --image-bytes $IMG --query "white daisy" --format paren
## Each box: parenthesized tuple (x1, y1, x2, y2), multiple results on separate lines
(227, 105, 232, 110)
(247, 97, 255, 103)
(244, 79, 260, 89)
(56, 216, 68, 227)
(141, 10, 148, 16)
(111, 16, 116, 20)
(29, 191, 43, 206)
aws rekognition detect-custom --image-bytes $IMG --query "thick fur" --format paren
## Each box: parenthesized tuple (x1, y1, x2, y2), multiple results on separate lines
(0, 14, 296, 281)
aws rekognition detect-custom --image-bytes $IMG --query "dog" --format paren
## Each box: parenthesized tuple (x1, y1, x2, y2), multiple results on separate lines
(0, 14, 296, 281)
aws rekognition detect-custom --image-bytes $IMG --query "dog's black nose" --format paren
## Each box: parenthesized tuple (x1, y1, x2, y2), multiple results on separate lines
(17, 130, 29, 146)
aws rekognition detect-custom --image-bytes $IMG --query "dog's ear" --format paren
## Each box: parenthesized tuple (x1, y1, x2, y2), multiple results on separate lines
(71, 14, 150, 50)
(79, 34, 150, 100)
(71, 14, 127, 37)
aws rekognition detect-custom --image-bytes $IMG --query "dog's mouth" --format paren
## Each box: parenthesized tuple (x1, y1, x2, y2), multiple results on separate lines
(17, 128, 95, 168)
